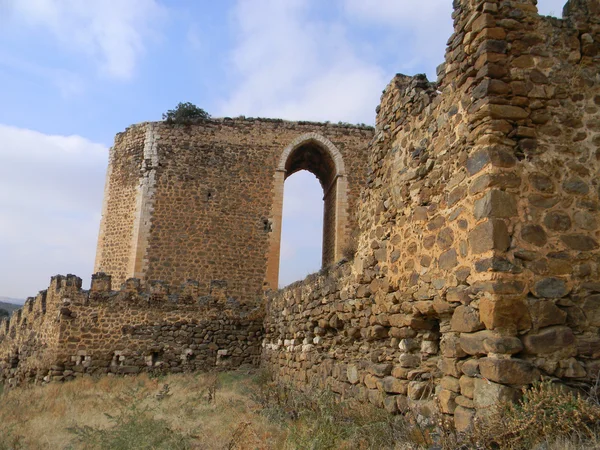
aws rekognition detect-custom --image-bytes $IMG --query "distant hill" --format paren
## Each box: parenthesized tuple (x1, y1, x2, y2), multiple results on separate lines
(0, 297, 24, 316)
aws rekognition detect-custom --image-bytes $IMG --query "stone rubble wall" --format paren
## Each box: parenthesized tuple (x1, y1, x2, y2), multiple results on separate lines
(263, 0, 600, 431)
(0, 273, 263, 387)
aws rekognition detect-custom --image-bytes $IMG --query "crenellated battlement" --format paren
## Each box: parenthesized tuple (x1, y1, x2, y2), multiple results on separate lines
(0, 272, 264, 387)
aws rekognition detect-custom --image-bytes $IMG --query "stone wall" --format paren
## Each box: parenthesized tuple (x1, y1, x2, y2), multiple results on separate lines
(94, 119, 373, 298)
(262, 0, 600, 431)
(0, 274, 263, 387)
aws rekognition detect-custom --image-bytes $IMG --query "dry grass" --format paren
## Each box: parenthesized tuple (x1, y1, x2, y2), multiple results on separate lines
(0, 370, 284, 449)
(4, 371, 599, 450)
(437, 380, 600, 450)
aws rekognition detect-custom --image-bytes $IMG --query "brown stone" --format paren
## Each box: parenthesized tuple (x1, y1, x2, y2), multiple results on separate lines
(474, 190, 518, 219)
(439, 389, 457, 414)
(473, 378, 520, 409)
(561, 235, 599, 251)
(469, 219, 510, 254)
(459, 376, 475, 398)
(479, 357, 540, 385)
(521, 225, 547, 247)
(480, 296, 531, 332)
(382, 376, 408, 394)
(544, 212, 572, 232)
(451, 306, 484, 332)
(527, 298, 567, 329)
(454, 406, 475, 432)
(582, 294, 600, 326)
(532, 277, 569, 298)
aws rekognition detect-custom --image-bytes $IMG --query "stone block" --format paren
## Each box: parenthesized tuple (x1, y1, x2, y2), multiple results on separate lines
(479, 357, 540, 385)
(459, 375, 475, 398)
(382, 376, 408, 394)
(522, 326, 576, 355)
(532, 278, 569, 299)
(474, 190, 517, 220)
(438, 389, 457, 414)
(450, 306, 484, 332)
(454, 406, 475, 432)
(473, 378, 520, 409)
(479, 296, 531, 332)
(469, 219, 510, 254)
(582, 294, 600, 326)
(347, 364, 360, 384)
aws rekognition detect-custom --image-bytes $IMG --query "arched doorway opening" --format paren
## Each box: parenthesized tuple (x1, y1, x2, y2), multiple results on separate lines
(265, 133, 349, 290)
(278, 171, 323, 288)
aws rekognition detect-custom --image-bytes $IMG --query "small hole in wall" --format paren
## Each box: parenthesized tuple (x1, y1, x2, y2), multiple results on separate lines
(206, 191, 213, 201)
(151, 351, 159, 365)
(263, 218, 273, 232)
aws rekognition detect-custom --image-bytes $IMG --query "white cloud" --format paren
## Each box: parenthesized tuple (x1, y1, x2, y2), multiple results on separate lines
(342, 0, 453, 77)
(218, 0, 386, 124)
(3, 0, 164, 80)
(0, 124, 107, 298)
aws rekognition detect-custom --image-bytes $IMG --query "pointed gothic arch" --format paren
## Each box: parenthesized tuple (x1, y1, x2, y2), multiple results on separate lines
(265, 133, 350, 289)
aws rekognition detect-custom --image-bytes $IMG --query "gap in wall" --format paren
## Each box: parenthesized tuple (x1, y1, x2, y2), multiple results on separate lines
(278, 170, 324, 288)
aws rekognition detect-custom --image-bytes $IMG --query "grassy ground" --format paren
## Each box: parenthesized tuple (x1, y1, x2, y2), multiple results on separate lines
(2, 370, 600, 450)
(0, 370, 412, 450)
(0, 370, 285, 449)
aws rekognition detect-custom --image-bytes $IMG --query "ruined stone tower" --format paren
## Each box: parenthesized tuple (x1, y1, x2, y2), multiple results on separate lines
(1, 0, 599, 433)
(93, 119, 373, 301)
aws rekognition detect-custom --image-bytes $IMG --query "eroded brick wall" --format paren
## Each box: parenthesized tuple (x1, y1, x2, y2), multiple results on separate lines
(0, 274, 263, 387)
(263, 0, 600, 431)
(95, 119, 373, 299)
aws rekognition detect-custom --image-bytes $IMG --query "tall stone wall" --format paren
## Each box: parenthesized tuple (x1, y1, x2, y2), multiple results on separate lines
(0, 274, 263, 387)
(262, 0, 600, 431)
(94, 119, 373, 299)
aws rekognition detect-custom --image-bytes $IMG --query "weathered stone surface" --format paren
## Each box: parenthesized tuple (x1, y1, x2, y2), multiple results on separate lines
(451, 306, 484, 332)
(532, 278, 569, 298)
(544, 212, 572, 232)
(480, 296, 531, 332)
(439, 389, 457, 414)
(454, 406, 475, 432)
(527, 298, 567, 329)
(440, 376, 460, 393)
(408, 381, 433, 400)
(460, 330, 523, 356)
(521, 225, 547, 247)
(560, 235, 600, 251)
(469, 219, 510, 254)
(582, 295, 600, 326)
(459, 376, 475, 398)
(473, 378, 520, 409)
(479, 358, 540, 385)
(347, 365, 360, 384)
(474, 190, 518, 219)
(382, 376, 408, 394)
(523, 326, 575, 355)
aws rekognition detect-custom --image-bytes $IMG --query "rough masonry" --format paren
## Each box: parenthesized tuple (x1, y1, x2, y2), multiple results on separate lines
(262, 0, 600, 431)
(94, 119, 373, 297)
(1, 0, 599, 433)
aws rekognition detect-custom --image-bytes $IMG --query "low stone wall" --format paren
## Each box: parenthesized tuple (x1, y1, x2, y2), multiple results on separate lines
(0, 274, 263, 387)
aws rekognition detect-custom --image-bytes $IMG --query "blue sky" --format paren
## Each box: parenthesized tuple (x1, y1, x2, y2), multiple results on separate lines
(0, 0, 565, 299)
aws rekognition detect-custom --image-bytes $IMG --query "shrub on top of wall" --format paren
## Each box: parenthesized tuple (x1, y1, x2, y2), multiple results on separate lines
(162, 102, 210, 124)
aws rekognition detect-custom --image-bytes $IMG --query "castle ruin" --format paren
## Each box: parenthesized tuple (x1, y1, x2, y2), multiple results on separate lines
(1, 0, 599, 431)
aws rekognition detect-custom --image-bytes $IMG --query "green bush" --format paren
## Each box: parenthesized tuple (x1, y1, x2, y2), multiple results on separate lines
(0, 309, 9, 319)
(162, 102, 210, 124)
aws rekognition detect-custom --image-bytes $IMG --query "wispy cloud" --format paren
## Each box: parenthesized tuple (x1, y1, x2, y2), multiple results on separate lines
(3, 0, 165, 80)
(0, 124, 107, 298)
(218, 0, 386, 124)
